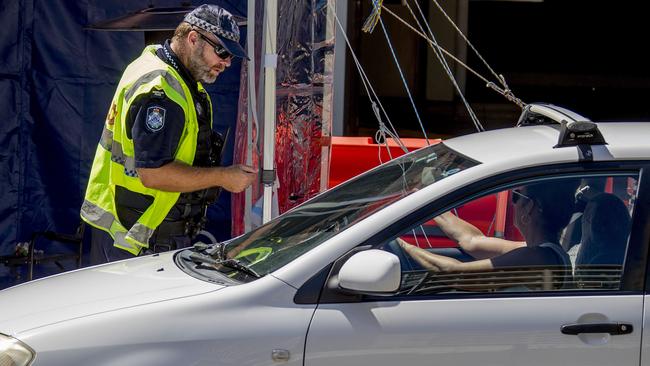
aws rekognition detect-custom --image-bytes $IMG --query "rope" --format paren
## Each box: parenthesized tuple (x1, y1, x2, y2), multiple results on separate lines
(430, 0, 503, 88)
(361, 0, 484, 133)
(381, 2, 526, 111)
(378, 17, 430, 145)
(362, 0, 384, 33)
(366, 4, 483, 91)
(328, 2, 409, 156)
(361, 0, 423, 162)
(428, 0, 526, 109)
(408, 0, 484, 132)
(381, 5, 488, 85)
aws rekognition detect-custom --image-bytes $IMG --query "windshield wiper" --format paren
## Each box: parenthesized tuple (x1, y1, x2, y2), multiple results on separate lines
(192, 241, 227, 260)
(206, 242, 227, 261)
(189, 252, 260, 278)
(218, 258, 261, 278)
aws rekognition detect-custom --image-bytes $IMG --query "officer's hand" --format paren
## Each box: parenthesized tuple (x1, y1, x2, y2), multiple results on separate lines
(221, 165, 258, 193)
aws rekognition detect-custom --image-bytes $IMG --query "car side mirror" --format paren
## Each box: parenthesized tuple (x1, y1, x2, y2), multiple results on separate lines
(337, 250, 401, 295)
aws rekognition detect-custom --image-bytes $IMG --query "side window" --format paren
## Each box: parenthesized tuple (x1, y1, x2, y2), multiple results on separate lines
(381, 174, 639, 295)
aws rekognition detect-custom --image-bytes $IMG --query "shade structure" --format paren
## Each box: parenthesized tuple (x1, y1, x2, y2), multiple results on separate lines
(86, 5, 245, 31)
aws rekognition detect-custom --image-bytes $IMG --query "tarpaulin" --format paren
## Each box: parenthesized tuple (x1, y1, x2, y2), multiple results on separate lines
(0, 0, 26, 262)
(232, 0, 335, 235)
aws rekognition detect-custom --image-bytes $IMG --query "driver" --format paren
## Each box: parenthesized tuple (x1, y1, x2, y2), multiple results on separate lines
(399, 180, 578, 273)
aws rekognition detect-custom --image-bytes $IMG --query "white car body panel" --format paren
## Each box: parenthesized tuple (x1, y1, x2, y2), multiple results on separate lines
(596, 123, 650, 159)
(305, 295, 642, 366)
(445, 124, 650, 164)
(444, 125, 579, 166)
(10, 273, 314, 366)
(0, 252, 222, 335)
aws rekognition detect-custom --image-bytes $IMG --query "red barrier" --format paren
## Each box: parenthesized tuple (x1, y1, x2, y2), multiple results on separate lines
(328, 137, 435, 188)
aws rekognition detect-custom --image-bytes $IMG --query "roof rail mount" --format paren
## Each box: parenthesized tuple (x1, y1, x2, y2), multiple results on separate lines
(555, 120, 607, 148)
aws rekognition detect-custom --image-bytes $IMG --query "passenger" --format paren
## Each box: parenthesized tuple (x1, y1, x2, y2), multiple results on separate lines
(562, 177, 607, 254)
(399, 180, 578, 273)
(574, 193, 630, 267)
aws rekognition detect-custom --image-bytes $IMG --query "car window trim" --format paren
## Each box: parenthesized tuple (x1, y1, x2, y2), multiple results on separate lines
(634, 166, 650, 293)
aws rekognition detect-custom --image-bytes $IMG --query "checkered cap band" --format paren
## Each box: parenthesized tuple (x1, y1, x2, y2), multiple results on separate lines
(184, 9, 240, 43)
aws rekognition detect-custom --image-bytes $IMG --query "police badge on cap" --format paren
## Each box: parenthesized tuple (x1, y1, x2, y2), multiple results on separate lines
(146, 106, 166, 132)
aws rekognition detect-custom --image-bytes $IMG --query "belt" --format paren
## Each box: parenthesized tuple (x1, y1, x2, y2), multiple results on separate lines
(154, 220, 188, 241)
(117, 205, 200, 244)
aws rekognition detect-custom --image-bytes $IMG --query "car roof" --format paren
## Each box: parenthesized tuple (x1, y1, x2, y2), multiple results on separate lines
(444, 122, 650, 167)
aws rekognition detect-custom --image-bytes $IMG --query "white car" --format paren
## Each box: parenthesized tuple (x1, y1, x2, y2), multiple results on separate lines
(1, 104, 649, 366)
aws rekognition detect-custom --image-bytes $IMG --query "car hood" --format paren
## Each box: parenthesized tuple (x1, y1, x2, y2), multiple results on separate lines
(0, 252, 224, 335)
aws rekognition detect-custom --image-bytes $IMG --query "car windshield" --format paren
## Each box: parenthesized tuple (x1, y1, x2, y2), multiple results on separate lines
(181, 143, 478, 281)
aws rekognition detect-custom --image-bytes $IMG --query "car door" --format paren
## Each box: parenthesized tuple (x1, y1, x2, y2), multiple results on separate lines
(304, 168, 648, 366)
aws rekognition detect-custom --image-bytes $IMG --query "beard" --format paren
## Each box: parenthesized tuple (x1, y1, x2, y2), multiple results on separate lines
(187, 44, 218, 84)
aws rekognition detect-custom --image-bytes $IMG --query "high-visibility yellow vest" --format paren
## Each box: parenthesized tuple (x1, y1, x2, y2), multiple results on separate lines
(80, 45, 212, 255)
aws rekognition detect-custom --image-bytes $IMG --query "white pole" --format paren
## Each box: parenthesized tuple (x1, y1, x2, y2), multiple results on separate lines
(244, 0, 256, 232)
(320, 0, 336, 192)
(332, 0, 347, 137)
(262, 0, 278, 224)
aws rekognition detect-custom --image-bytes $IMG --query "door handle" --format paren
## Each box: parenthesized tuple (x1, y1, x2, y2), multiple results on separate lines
(561, 322, 633, 335)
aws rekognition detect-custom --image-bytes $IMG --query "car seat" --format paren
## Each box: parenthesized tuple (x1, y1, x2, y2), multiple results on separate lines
(574, 193, 630, 289)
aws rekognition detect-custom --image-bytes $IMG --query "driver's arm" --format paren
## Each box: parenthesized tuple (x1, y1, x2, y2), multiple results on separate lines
(398, 240, 494, 272)
(433, 211, 525, 259)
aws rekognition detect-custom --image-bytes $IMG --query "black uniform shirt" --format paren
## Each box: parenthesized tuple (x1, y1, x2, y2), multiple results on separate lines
(127, 40, 211, 168)
(128, 93, 184, 168)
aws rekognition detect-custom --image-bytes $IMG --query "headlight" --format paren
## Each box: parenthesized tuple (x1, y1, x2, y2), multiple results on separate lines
(0, 333, 35, 366)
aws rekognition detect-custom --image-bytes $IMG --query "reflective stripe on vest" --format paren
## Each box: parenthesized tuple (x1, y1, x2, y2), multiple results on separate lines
(81, 198, 153, 247)
(124, 69, 187, 103)
(80, 199, 115, 230)
(80, 200, 142, 253)
(81, 45, 210, 255)
(99, 128, 138, 178)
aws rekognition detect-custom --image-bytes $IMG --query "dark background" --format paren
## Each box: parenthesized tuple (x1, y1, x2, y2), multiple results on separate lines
(349, 1, 650, 137)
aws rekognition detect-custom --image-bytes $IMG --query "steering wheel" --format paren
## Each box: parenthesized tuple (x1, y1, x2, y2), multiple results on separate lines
(234, 247, 272, 265)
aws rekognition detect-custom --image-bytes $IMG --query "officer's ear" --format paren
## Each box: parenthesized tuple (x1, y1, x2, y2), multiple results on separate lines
(187, 29, 201, 48)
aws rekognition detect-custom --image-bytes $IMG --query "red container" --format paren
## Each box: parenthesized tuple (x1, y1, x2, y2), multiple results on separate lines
(328, 137, 434, 188)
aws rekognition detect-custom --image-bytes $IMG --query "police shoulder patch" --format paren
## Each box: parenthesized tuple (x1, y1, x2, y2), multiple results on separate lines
(145, 106, 166, 132)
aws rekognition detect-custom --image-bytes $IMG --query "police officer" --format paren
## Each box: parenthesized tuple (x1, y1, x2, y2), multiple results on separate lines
(81, 4, 257, 262)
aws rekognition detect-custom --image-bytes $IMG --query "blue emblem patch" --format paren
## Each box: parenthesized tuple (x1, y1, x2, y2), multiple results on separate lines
(145, 106, 166, 132)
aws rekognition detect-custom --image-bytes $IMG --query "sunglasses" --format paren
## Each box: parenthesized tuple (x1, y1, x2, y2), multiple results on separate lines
(511, 189, 533, 205)
(197, 32, 233, 60)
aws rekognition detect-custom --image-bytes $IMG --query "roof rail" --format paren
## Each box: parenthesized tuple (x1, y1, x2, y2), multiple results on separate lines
(517, 103, 590, 127)
(515, 103, 606, 156)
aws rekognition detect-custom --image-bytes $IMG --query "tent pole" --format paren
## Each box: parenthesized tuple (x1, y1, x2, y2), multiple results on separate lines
(244, 0, 256, 232)
(262, 0, 278, 224)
